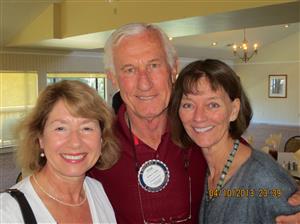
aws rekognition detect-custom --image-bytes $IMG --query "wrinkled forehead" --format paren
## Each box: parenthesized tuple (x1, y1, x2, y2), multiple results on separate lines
(112, 30, 169, 71)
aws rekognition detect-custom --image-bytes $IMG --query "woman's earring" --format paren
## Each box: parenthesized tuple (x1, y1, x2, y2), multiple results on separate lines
(40, 152, 45, 158)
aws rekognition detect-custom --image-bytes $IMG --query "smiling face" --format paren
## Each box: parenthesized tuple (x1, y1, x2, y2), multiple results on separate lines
(179, 77, 240, 150)
(38, 100, 102, 179)
(112, 30, 177, 120)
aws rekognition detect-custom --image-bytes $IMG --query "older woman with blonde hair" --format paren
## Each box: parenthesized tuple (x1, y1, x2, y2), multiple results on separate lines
(0, 80, 119, 223)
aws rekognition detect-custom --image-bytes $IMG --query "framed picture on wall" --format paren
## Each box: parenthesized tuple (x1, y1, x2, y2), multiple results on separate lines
(268, 74, 287, 98)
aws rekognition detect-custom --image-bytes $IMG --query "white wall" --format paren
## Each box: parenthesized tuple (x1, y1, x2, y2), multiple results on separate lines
(2, 31, 298, 127)
(0, 50, 115, 105)
(0, 51, 205, 106)
(179, 57, 234, 71)
(235, 31, 300, 126)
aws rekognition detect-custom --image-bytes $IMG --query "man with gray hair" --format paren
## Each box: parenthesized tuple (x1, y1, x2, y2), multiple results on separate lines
(90, 23, 300, 224)
(90, 23, 206, 223)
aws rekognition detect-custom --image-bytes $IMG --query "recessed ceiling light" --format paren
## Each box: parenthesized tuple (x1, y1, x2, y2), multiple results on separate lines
(212, 42, 217, 46)
(284, 24, 289, 28)
(169, 37, 173, 41)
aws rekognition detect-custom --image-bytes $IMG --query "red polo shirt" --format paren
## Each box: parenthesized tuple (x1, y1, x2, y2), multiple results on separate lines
(89, 104, 206, 223)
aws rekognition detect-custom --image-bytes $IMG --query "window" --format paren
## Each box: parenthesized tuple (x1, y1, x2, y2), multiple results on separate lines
(47, 73, 107, 100)
(0, 72, 38, 151)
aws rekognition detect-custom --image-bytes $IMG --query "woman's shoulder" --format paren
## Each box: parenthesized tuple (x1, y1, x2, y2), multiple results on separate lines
(0, 192, 24, 222)
(0, 177, 32, 222)
(84, 176, 116, 222)
(250, 149, 288, 175)
(1, 176, 31, 194)
(244, 149, 297, 192)
(85, 176, 105, 191)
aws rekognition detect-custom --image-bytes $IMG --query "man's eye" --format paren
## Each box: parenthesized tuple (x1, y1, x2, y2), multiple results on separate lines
(123, 67, 135, 74)
(150, 63, 159, 69)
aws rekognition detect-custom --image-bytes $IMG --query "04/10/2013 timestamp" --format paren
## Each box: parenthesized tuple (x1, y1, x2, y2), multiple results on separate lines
(209, 188, 282, 199)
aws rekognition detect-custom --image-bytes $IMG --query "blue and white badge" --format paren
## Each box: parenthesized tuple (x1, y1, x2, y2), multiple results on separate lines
(138, 159, 170, 193)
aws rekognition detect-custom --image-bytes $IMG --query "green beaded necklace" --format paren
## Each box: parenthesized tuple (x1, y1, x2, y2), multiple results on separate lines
(206, 139, 240, 201)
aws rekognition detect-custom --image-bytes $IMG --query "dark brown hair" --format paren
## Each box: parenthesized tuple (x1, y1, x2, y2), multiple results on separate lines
(169, 59, 253, 148)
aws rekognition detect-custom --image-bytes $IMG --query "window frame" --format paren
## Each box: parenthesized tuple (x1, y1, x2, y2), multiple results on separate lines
(47, 73, 107, 101)
(0, 71, 38, 151)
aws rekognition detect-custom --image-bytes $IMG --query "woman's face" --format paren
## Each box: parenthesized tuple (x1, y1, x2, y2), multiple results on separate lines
(179, 77, 240, 150)
(38, 99, 102, 179)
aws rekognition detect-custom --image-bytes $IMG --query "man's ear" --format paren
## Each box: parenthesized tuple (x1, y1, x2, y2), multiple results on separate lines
(171, 58, 179, 84)
(107, 71, 119, 89)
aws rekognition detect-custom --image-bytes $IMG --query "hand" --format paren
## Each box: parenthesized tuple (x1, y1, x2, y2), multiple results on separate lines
(287, 189, 300, 206)
(275, 189, 300, 224)
(276, 213, 300, 224)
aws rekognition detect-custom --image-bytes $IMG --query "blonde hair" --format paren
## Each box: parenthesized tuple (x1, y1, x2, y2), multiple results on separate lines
(16, 80, 119, 172)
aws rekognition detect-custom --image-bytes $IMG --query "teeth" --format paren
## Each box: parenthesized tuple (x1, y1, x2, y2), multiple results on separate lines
(194, 126, 213, 133)
(62, 154, 85, 160)
(138, 96, 154, 100)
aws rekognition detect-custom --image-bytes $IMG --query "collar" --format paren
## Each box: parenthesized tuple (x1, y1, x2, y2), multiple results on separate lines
(117, 104, 170, 146)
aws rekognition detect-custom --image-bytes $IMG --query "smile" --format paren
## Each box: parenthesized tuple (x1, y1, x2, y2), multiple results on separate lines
(61, 153, 86, 161)
(137, 95, 155, 101)
(193, 126, 213, 133)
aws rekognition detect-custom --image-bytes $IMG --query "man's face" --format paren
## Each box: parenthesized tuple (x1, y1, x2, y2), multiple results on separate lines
(112, 30, 177, 120)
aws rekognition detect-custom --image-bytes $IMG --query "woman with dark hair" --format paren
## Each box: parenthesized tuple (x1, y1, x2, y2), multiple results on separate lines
(169, 59, 300, 223)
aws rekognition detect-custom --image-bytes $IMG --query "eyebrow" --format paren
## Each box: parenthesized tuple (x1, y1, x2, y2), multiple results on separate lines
(48, 119, 67, 125)
(182, 94, 221, 101)
(148, 58, 160, 63)
(120, 64, 134, 71)
(120, 58, 162, 70)
(47, 118, 97, 125)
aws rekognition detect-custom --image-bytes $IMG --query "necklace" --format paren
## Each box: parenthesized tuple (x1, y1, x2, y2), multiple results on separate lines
(206, 139, 240, 201)
(32, 175, 87, 207)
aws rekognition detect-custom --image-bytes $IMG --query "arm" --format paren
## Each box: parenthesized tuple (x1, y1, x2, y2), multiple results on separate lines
(276, 188, 300, 224)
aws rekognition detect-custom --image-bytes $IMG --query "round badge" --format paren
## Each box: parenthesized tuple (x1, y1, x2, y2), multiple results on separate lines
(138, 159, 170, 192)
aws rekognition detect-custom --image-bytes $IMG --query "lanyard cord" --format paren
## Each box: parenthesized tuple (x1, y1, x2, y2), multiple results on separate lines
(127, 115, 190, 173)
(127, 116, 140, 173)
(127, 115, 192, 223)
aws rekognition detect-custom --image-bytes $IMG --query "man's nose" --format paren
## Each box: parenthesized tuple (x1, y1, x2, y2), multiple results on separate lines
(137, 68, 153, 91)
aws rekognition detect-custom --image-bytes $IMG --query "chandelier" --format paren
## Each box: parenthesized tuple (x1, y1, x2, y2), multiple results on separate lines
(232, 29, 258, 63)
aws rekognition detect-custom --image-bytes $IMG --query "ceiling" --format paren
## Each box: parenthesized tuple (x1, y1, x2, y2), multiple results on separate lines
(0, 0, 299, 61)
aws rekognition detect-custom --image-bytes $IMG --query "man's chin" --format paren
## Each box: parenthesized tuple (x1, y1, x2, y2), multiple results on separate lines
(135, 109, 167, 120)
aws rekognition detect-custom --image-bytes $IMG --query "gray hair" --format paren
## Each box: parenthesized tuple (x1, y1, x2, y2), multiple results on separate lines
(104, 23, 177, 75)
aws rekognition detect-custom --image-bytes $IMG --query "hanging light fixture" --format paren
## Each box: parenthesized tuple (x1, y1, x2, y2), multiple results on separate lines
(232, 29, 258, 63)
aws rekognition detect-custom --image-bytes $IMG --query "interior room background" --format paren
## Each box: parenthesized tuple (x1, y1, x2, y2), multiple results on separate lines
(1, 1, 299, 190)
